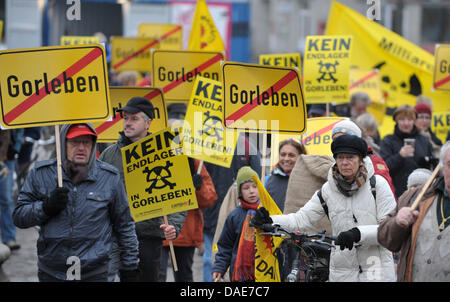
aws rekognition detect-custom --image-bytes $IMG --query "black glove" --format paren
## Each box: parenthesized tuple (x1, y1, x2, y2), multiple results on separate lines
(335, 227, 361, 251)
(119, 269, 140, 282)
(417, 156, 439, 170)
(192, 173, 203, 190)
(43, 187, 69, 217)
(250, 207, 273, 229)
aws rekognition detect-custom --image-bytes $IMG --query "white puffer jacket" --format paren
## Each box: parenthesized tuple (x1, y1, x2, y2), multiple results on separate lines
(271, 157, 396, 282)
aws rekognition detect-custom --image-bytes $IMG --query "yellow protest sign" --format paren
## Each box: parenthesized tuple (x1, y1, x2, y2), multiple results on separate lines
(303, 35, 353, 104)
(93, 87, 167, 143)
(222, 62, 306, 134)
(325, 2, 448, 120)
(270, 117, 345, 167)
(252, 175, 283, 282)
(152, 50, 224, 103)
(181, 76, 236, 167)
(259, 53, 301, 68)
(188, 0, 225, 53)
(138, 23, 183, 50)
(349, 67, 385, 125)
(0, 44, 110, 128)
(433, 44, 450, 91)
(122, 128, 198, 222)
(432, 111, 450, 145)
(111, 36, 159, 72)
(60, 36, 100, 46)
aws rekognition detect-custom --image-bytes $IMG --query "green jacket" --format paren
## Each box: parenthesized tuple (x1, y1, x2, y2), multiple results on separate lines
(99, 132, 186, 240)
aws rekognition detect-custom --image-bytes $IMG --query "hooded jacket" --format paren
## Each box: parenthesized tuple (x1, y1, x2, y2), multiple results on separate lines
(99, 131, 186, 240)
(13, 123, 139, 280)
(272, 157, 397, 281)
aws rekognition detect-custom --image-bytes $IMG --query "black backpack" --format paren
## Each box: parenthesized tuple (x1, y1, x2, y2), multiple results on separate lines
(317, 175, 377, 219)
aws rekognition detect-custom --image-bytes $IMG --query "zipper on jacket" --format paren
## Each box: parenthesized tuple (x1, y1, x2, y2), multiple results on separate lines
(70, 186, 77, 255)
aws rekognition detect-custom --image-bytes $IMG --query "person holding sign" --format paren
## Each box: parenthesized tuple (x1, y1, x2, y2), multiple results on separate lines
(13, 123, 139, 282)
(99, 97, 186, 282)
(252, 135, 397, 281)
(378, 141, 450, 281)
(213, 166, 260, 282)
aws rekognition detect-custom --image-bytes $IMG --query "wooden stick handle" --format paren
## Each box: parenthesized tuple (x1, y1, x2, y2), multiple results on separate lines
(163, 215, 178, 272)
(55, 125, 63, 188)
(411, 164, 440, 211)
(196, 160, 203, 174)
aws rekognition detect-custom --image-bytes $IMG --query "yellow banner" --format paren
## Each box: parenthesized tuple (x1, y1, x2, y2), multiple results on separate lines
(111, 36, 159, 72)
(181, 76, 236, 167)
(349, 67, 385, 125)
(92, 87, 168, 143)
(0, 20, 3, 43)
(152, 50, 224, 103)
(325, 1, 448, 132)
(259, 53, 301, 68)
(138, 23, 183, 50)
(0, 45, 110, 129)
(188, 0, 225, 54)
(60, 36, 100, 46)
(122, 128, 198, 222)
(433, 44, 450, 91)
(303, 35, 353, 104)
(222, 62, 307, 134)
(252, 175, 283, 282)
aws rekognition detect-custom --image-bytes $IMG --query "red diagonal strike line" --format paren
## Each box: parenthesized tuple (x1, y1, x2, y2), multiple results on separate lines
(96, 54, 223, 135)
(95, 89, 161, 135)
(4, 47, 103, 125)
(112, 26, 182, 70)
(349, 71, 378, 90)
(300, 120, 342, 145)
(225, 70, 298, 124)
(434, 75, 450, 89)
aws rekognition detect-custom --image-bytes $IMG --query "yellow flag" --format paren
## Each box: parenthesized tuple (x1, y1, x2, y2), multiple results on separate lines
(325, 1, 449, 139)
(188, 0, 225, 54)
(251, 175, 283, 282)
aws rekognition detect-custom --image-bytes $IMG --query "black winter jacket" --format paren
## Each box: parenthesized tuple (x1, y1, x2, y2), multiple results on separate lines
(380, 125, 434, 198)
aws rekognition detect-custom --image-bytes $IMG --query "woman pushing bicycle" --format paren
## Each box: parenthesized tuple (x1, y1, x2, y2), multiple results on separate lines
(251, 134, 397, 282)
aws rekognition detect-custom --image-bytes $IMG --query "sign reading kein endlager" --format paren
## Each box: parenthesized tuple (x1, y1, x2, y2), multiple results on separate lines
(93, 87, 168, 143)
(111, 36, 159, 72)
(181, 77, 237, 167)
(0, 44, 110, 129)
(259, 53, 301, 68)
(433, 44, 450, 91)
(222, 62, 307, 134)
(61, 36, 100, 46)
(303, 35, 353, 104)
(138, 23, 183, 50)
(122, 128, 198, 222)
(152, 50, 224, 103)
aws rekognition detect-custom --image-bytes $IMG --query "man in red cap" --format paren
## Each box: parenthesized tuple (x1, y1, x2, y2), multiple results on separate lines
(13, 123, 139, 282)
(414, 102, 442, 157)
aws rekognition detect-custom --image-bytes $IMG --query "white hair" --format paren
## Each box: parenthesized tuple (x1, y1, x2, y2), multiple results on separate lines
(440, 141, 450, 168)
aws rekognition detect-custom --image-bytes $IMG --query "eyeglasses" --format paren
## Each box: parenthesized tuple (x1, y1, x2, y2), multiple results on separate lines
(417, 114, 431, 120)
(336, 154, 358, 162)
(67, 139, 92, 147)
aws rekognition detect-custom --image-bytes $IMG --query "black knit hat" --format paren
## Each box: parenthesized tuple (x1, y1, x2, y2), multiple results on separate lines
(331, 135, 368, 158)
(118, 97, 155, 119)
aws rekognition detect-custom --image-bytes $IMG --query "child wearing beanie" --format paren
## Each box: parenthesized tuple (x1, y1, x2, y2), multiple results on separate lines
(212, 166, 260, 282)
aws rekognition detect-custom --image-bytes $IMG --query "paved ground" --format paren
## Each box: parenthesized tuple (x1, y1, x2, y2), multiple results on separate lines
(0, 227, 203, 282)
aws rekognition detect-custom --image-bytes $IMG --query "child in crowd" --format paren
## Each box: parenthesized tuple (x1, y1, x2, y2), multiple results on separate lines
(212, 166, 260, 282)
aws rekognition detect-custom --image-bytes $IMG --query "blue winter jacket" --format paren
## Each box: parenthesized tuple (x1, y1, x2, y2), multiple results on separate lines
(13, 123, 139, 280)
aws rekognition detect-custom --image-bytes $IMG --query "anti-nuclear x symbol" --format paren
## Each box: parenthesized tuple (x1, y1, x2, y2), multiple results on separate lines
(142, 161, 176, 194)
(317, 60, 339, 83)
(198, 111, 224, 142)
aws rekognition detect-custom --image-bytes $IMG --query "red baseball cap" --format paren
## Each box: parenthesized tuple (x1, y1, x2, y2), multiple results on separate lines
(66, 124, 97, 139)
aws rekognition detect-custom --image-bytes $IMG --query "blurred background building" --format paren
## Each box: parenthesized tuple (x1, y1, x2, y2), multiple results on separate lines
(0, 0, 449, 62)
